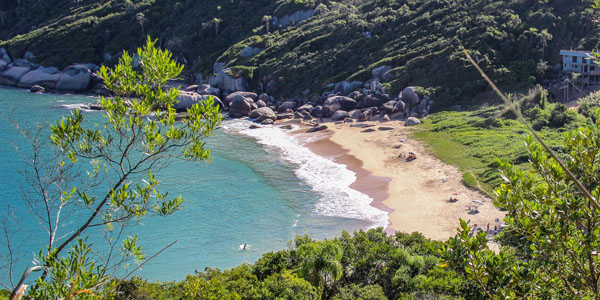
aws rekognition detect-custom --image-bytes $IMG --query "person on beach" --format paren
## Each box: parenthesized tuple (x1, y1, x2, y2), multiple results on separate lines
(406, 151, 417, 162)
(243, 243, 247, 250)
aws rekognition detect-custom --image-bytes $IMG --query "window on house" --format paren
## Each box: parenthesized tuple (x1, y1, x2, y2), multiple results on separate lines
(573, 56, 578, 63)
(585, 66, 588, 72)
(592, 66, 596, 71)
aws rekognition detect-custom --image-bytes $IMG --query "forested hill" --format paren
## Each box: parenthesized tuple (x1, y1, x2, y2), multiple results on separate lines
(1, 0, 599, 106)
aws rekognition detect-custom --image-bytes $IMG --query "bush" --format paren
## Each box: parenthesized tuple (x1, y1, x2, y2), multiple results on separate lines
(548, 103, 575, 128)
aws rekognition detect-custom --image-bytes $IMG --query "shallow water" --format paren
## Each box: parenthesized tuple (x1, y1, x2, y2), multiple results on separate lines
(0, 88, 385, 283)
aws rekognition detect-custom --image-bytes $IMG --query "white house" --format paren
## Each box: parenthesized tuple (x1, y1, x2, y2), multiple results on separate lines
(560, 50, 600, 84)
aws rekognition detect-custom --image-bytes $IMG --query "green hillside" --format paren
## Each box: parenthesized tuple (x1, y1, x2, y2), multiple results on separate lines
(1, 0, 599, 105)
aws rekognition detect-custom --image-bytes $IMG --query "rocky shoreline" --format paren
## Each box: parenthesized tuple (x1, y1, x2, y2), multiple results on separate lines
(0, 48, 432, 126)
(0, 48, 110, 96)
(175, 62, 433, 129)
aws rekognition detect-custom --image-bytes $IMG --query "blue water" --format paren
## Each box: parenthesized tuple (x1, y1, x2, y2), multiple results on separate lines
(0, 88, 385, 283)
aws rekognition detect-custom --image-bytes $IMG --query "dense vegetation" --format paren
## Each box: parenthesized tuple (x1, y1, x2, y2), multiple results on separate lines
(107, 229, 482, 300)
(1, 0, 599, 106)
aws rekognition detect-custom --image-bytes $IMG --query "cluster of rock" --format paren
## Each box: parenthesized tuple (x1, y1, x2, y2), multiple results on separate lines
(0, 48, 432, 126)
(0, 48, 107, 95)
(173, 77, 432, 127)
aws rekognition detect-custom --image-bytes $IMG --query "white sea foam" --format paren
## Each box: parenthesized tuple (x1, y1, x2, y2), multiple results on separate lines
(223, 119, 388, 228)
(60, 103, 95, 112)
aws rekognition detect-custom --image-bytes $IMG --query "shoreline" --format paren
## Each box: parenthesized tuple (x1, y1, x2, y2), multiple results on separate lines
(297, 120, 504, 241)
(300, 130, 394, 229)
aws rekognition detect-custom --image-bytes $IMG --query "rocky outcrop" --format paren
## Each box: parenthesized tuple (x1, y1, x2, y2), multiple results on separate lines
(331, 110, 349, 121)
(363, 94, 386, 108)
(333, 81, 363, 95)
(272, 10, 315, 28)
(349, 109, 361, 119)
(30, 85, 46, 93)
(0, 48, 11, 71)
(405, 117, 421, 126)
(249, 107, 277, 121)
(56, 64, 93, 92)
(0, 59, 37, 86)
(401, 87, 420, 105)
(307, 125, 327, 133)
(224, 91, 258, 105)
(197, 84, 222, 97)
(279, 100, 297, 111)
(208, 63, 248, 92)
(229, 96, 252, 117)
(372, 65, 392, 81)
(174, 91, 223, 111)
(241, 46, 262, 58)
(324, 96, 356, 111)
(17, 66, 61, 89)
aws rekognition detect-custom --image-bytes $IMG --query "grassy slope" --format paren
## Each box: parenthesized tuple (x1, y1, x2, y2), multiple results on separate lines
(411, 101, 585, 196)
(1, 0, 599, 105)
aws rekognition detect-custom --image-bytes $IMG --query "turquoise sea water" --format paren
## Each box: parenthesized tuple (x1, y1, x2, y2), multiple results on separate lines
(0, 88, 387, 283)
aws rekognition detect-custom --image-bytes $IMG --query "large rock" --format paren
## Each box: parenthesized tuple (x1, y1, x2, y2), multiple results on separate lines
(331, 110, 349, 121)
(174, 91, 223, 111)
(17, 66, 61, 89)
(0, 48, 11, 63)
(229, 96, 252, 117)
(383, 101, 398, 113)
(0, 65, 32, 86)
(349, 109, 362, 119)
(249, 107, 277, 121)
(297, 103, 313, 112)
(363, 94, 386, 108)
(401, 87, 420, 105)
(321, 104, 337, 117)
(0, 48, 11, 71)
(324, 96, 357, 111)
(307, 125, 327, 133)
(372, 65, 392, 81)
(272, 9, 316, 28)
(56, 64, 92, 92)
(224, 91, 257, 105)
(258, 93, 270, 103)
(208, 63, 248, 92)
(394, 100, 406, 112)
(276, 112, 294, 120)
(197, 84, 221, 97)
(405, 117, 421, 126)
(359, 108, 378, 121)
(279, 101, 297, 111)
(29, 85, 46, 93)
(256, 99, 267, 108)
(241, 46, 262, 58)
(311, 106, 324, 118)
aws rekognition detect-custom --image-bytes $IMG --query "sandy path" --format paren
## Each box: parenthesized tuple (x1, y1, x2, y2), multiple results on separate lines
(299, 120, 504, 241)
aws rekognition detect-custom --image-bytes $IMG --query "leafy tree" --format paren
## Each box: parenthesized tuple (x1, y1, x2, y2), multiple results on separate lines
(183, 276, 241, 300)
(295, 240, 343, 300)
(5, 36, 221, 298)
(332, 284, 387, 300)
(443, 112, 600, 299)
(262, 15, 272, 33)
(261, 270, 317, 300)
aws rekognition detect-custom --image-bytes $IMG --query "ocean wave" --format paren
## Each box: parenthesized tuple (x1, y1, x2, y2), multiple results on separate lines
(223, 119, 388, 228)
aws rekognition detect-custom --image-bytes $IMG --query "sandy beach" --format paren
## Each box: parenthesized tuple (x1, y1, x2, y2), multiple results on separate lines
(297, 120, 504, 241)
